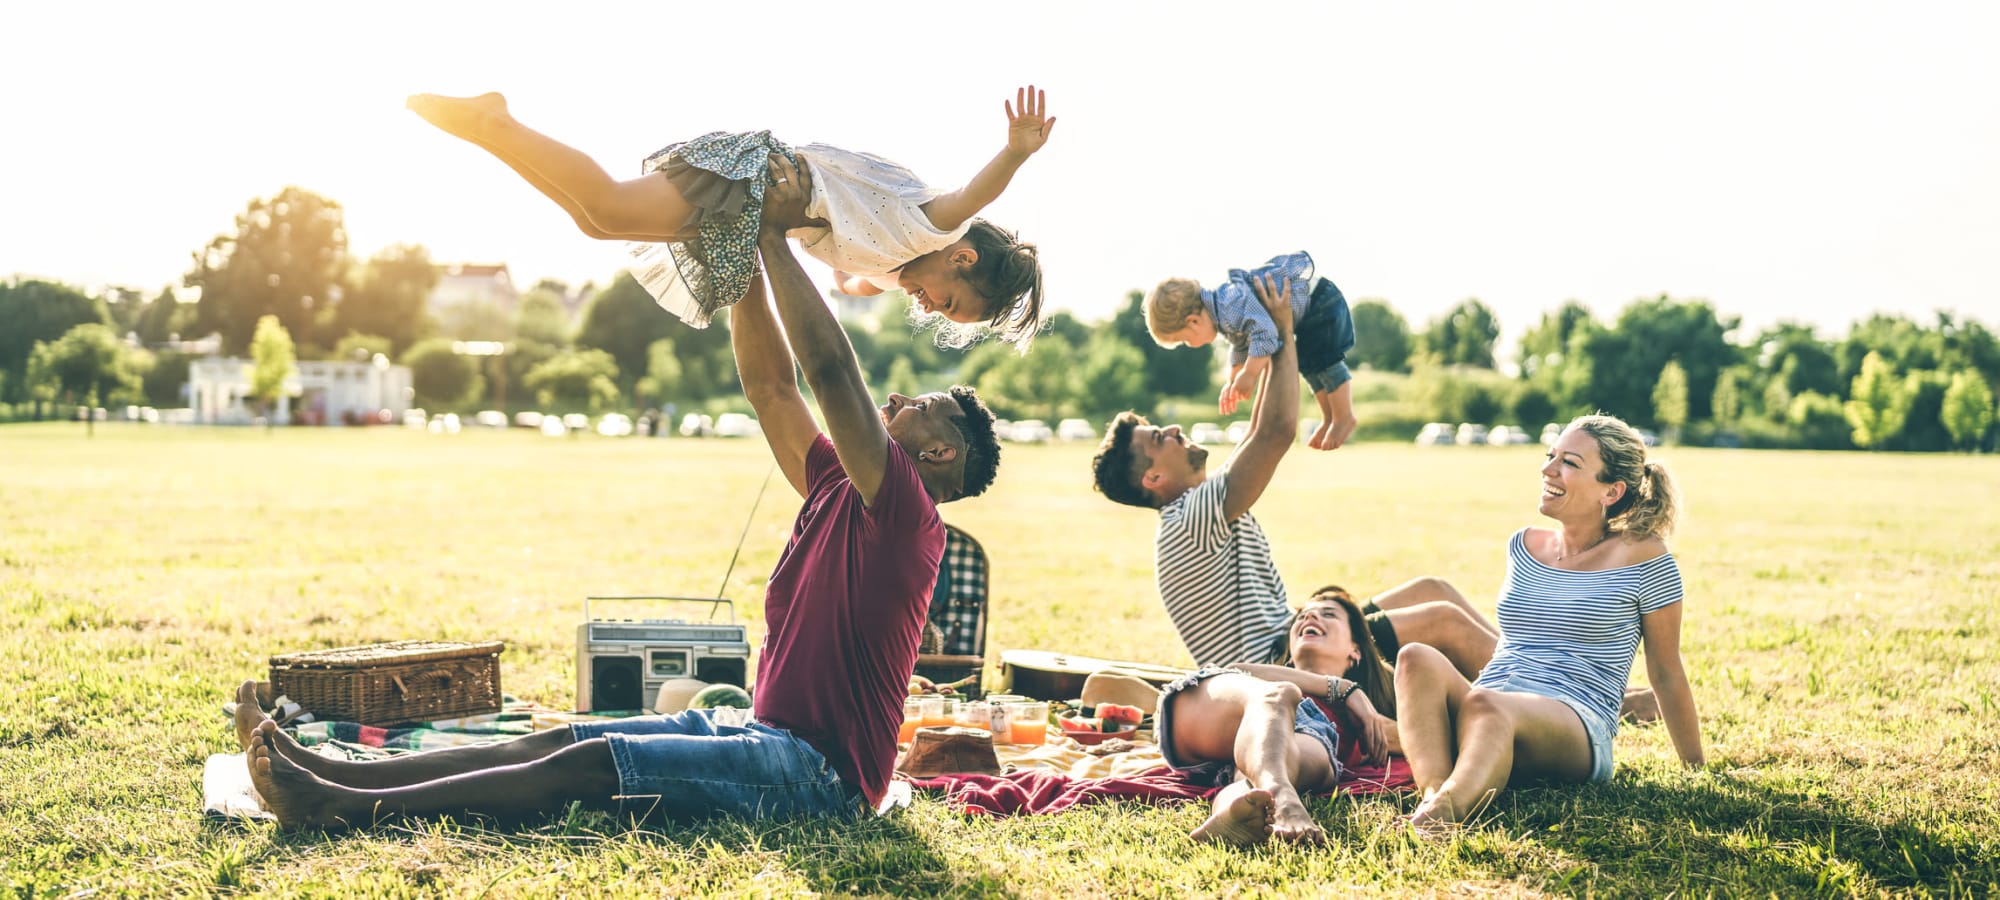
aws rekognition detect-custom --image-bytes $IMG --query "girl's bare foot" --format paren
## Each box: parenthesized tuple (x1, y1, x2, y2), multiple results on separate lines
(1191, 787, 1274, 847)
(1269, 790, 1327, 845)
(246, 721, 358, 829)
(231, 680, 271, 751)
(405, 92, 510, 143)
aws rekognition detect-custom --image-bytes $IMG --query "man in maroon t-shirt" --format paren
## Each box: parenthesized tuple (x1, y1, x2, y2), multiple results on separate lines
(235, 154, 1003, 828)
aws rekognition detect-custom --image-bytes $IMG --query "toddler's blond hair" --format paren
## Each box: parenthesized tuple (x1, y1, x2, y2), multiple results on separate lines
(1144, 278, 1206, 347)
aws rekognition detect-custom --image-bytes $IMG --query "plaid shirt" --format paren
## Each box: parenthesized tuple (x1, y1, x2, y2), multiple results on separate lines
(1201, 251, 1317, 367)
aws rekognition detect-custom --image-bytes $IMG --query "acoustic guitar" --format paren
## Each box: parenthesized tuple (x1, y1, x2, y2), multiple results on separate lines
(998, 650, 1192, 702)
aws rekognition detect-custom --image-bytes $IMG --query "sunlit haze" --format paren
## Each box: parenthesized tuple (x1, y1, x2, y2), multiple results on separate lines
(5, 2, 1997, 355)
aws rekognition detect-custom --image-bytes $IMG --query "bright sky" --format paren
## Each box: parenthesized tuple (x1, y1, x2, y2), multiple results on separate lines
(6, 1, 1997, 355)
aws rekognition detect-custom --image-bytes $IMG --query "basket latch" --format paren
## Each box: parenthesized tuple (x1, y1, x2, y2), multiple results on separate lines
(392, 670, 454, 696)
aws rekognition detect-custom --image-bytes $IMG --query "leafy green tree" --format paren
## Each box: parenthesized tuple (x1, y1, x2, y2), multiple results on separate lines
(437, 300, 514, 342)
(1712, 367, 1748, 423)
(1517, 301, 1595, 381)
(885, 357, 921, 398)
(1757, 323, 1843, 398)
(26, 323, 142, 437)
(1788, 391, 1854, 450)
(1941, 370, 1995, 451)
(135, 287, 188, 345)
(0, 279, 110, 407)
(638, 338, 684, 407)
(1419, 299, 1500, 369)
(1571, 296, 1737, 426)
(402, 338, 483, 411)
(187, 187, 350, 355)
(1109, 290, 1214, 397)
(102, 287, 148, 335)
(1511, 384, 1557, 431)
(525, 349, 622, 414)
(1652, 360, 1689, 442)
(975, 333, 1076, 422)
(332, 244, 437, 354)
(576, 273, 680, 401)
(1072, 330, 1149, 421)
(248, 315, 298, 428)
(141, 351, 194, 408)
(1349, 300, 1413, 373)
(1844, 352, 1911, 449)
(516, 287, 572, 347)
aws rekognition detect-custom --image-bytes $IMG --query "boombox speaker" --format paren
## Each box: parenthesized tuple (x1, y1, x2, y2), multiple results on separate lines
(576, 596, 751, 713)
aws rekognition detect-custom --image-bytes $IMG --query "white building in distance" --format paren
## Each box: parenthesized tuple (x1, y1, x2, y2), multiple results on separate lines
(189, 355, 412, 426)
(429, 263, 519, 315)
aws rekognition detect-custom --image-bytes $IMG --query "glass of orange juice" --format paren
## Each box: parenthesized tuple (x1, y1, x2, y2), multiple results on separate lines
(900, 697, 925, 744)
(1007, 702, 1049, 746)
(924, 697, 958, 729)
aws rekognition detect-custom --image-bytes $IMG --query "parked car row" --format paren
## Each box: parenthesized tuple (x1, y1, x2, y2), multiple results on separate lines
(1416, 422, 1547, 447)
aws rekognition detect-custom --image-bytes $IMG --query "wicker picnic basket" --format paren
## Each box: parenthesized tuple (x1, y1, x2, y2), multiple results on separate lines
(269, 640, 504, 726)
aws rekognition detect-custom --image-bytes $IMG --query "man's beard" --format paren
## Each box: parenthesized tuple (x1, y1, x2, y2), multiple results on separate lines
(1187, 444, 1209, 470)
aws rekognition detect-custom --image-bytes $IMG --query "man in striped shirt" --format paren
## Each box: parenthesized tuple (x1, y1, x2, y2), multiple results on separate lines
(1092, 281, 1502, 676)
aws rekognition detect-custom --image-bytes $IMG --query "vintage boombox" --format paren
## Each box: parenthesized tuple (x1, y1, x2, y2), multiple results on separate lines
(575, 596, 751, 713)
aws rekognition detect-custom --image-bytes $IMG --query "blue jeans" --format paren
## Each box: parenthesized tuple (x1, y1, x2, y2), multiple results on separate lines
(570, 709, 865, 821)
(1153, 667, 1343, 787)
(1297, 277, 1355, 394)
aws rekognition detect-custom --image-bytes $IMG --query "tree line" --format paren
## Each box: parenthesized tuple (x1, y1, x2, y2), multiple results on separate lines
(3, 186, 1994, 451)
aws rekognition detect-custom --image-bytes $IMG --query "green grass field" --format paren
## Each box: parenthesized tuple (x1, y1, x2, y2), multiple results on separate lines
(4, 422, 1997, 897)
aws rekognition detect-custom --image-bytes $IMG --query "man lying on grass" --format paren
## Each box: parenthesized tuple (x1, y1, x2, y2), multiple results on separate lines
(237, 155, 1003, 829)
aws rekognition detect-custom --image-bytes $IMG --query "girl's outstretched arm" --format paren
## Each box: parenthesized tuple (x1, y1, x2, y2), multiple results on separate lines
(921, 85, 1056, 231)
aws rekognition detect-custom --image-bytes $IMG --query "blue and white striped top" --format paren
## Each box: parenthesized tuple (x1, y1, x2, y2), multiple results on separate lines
(1154, 473, 1292, 667)
(1474, 528, 1684, 735)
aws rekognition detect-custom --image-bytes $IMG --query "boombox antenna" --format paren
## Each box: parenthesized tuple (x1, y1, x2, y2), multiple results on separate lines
(715, 463, 778, 599)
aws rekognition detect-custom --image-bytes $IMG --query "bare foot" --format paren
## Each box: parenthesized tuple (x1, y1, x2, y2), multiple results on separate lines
(1270, 791, 1327, 845)
(405, 92, 510, 143)
(1402, 794, 1461, 842)
(1620, 686, 1662, 725)
(1192, 787, 1274, 847)
(232, 680, 271, 751)
(247, 721, 355, 829)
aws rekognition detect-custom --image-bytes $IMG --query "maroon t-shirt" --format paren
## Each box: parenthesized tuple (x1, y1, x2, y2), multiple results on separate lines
(752, 434, 944, 808)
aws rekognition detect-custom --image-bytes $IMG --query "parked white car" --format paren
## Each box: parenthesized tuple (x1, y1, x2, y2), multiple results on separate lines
(714, 413, 761, 438)
(1487, 425, 1532, 446)
(1415, 422, 1455, 446)
(429, 413, 462, 434)
(513, 411, 545, 429)
(1540, 422, 1563, 446)
(474, 410, 508, 429)
(1009, 420, 1053, 443)
(596, 413, 634, 437)
(404, 408, 429, 429)
(1455, 423, 1489, 446)
(539, 415, 568, 437)
(1189, 422, 1226, 445)
(562, 413, 590, 432)
(679, 413, 713, 437)
(1056, 418, 1096, 442)
(1226, 421, 1252, 444)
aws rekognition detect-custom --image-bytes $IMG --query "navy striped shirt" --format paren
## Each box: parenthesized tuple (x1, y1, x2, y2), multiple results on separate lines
(1475, 528, 1684, 734)
(1155, 474, 1292, 666)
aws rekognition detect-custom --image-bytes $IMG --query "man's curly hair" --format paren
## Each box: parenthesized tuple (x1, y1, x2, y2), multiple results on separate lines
(1090, 411, 1152, 509)
(947, 385, 1000, 501)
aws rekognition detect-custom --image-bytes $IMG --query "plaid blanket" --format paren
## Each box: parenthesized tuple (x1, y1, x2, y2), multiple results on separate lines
(289, 698, 624, 758)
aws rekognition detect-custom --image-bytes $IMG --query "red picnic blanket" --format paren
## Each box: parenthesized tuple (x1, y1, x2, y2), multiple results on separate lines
(907, 756, 1413, 816)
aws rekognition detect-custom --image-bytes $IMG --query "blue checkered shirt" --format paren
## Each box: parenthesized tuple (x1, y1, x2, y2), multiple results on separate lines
(1201, 251, 1317, 367)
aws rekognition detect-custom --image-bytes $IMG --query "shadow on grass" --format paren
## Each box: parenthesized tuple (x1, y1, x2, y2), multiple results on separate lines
(1453, 770, 1998, 895)
(250, 805, 1015, 899)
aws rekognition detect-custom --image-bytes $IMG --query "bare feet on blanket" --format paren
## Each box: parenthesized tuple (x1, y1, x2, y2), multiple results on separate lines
(1621, 686, 1662, 724)
(406, 92, 509, 143)
(246, 720, 355, 829)
(1270, 789, 1327, 845)
(232, 680, 270, 751)
(1191, 786, 1273, 847)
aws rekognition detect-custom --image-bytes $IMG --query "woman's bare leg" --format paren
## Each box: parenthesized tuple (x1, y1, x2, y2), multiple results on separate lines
(1405, 688, 1593, 835)
(1392, 643, 1472, 794)
(246, 720, 620, 829)
(1170, 673, 1331, 845)
(407, 92, 697, 240)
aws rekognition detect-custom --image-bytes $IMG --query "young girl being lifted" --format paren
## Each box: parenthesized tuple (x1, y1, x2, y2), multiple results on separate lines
(407, 86, 1052, 345)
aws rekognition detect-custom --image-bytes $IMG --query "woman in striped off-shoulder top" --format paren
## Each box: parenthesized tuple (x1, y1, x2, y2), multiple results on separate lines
(1396, 414, 1705, 837)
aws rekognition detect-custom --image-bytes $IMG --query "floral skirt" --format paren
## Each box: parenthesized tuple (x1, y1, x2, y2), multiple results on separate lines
(627, 131, 798, 328)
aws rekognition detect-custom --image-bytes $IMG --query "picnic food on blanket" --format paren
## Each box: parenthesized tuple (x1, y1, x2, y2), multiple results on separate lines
(688, 684, 752, 710)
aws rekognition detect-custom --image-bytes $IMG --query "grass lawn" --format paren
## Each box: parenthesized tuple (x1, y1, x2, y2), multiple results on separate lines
(3, 422, 1997, 897)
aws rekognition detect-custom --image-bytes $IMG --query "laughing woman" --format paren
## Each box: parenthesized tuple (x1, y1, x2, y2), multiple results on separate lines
(1394, 414, 1703, 836)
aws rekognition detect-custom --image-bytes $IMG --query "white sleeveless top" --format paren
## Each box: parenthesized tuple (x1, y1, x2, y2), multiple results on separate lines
(787, 144, 973, 277)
